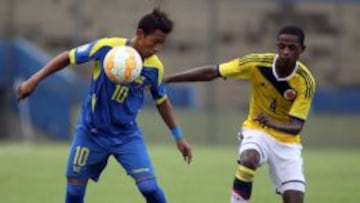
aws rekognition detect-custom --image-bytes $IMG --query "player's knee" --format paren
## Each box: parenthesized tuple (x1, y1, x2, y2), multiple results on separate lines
(66, 182, 86, 200)
(136, 178, 159, 195)
(282, 189, 304, 203)
(279, 182, 305, 195)
(68, 177, 88, 185)
(239, 150, 260, 169)
(136, 178, 167, 203)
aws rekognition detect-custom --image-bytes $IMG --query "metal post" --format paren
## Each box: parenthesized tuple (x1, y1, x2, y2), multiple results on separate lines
(331, 1, 343, 86)
(206, 0, 218, 143)
(73, 0, 84, 46)
(4, 0, 15, 38)
(2, 0, 16, 139)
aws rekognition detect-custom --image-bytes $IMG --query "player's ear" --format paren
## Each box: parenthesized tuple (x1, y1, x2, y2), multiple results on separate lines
(298, 44, 305, 54)
(301, 45, 306, 52)
(136, 28, 145, 38)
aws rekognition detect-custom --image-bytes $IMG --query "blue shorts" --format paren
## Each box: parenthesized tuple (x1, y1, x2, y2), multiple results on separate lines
(66, 127, 155, 182)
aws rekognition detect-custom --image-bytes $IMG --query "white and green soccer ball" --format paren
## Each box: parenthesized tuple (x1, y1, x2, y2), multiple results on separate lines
(103, 46, 143, 83)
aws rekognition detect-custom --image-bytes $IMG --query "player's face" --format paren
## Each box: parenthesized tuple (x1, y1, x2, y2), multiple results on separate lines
(135, 29, 168, 58)
(276, 34, 304, 67)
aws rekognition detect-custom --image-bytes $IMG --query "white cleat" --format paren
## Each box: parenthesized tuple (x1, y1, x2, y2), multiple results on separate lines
(231, 190, 249, 203)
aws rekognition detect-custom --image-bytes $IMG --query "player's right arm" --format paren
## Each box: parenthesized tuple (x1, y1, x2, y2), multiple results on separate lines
(165, 65, 220, 83)
(16, 38, 117, 100)
(16, 51, 70, 100)
(166, 56, 254, 83)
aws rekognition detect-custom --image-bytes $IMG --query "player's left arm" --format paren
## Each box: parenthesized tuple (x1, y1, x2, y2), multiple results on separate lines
(254, 113, 304, 135)
(156, 99, 193, 164)
(149, 57, 192, 164)
(255, 72, 315, 135)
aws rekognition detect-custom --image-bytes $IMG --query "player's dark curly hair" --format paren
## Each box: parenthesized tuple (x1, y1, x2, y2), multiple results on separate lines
(278, 25, 305, 49)
(138, 9, 173, 35)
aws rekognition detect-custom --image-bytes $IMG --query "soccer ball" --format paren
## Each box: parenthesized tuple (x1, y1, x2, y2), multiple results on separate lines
(103, 46, 143, 84)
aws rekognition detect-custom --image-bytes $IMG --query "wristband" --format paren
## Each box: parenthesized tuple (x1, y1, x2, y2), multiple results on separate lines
(170, 127, 184, 140)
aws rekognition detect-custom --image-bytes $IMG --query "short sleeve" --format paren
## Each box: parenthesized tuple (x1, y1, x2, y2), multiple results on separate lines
(144, 55, 168, 105)
(219, 55, 255, 79)
(69, 40, 100, 65)
(68, 37, 126, 65)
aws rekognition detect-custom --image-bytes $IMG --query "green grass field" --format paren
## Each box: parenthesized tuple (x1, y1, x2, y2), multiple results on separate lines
(0, 143, 359, 203)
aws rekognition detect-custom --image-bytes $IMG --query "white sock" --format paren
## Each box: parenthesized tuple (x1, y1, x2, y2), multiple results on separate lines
(230, 191, 249, 203)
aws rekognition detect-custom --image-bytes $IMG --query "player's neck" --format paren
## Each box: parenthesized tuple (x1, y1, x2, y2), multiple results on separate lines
(129, 37, 137, 48)
(275, 59, 296, 78)
(129, 37, 144, 60)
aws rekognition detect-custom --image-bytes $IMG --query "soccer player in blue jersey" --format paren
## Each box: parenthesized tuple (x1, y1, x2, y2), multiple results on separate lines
(166, 25, 315, 203)
(16, 9, 192, 203)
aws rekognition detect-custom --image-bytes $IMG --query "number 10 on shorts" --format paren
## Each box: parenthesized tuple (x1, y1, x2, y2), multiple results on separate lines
(73, 146, 90, 167)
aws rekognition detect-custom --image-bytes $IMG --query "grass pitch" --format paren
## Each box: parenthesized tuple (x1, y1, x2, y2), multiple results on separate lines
(0, 143, 359, 203)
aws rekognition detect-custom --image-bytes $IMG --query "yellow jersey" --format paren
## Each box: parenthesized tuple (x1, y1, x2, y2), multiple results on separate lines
(219, 53, 316, 143)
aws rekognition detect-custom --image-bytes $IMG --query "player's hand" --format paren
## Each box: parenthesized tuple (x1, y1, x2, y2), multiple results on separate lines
(253, 112, 270, 128)
(175, 138, 192, 164)
(16, 79, 37, 101)
(164, 76, 171, 84)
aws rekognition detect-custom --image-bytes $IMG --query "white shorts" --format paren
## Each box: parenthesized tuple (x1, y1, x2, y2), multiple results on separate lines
(238, 128, 305, 194)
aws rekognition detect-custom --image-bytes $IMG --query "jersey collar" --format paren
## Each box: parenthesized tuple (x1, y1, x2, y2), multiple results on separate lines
(125, 39, 131, 46)
(272, 55, 298, 81)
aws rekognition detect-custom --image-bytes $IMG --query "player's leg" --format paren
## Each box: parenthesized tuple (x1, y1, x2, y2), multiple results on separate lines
(136, 178, 166, 203)
(268, 140, 305, 203)
(113, 134, 166, 203)
(231, 149, 259, 203)
(231, 129, 269, 203)
(282, 190, 304, 203)
(65, 178, 88, 203)
(65, 128, 110, 203)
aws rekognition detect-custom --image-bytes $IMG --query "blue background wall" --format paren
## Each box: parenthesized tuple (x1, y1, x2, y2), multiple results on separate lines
(1, 39, 87, 140)
(312, 87, 360, 114)
(0, 41, 12, 86)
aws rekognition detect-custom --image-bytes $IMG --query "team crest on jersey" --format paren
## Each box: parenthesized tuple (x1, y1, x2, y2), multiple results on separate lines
(283, 89, 297, 100)
(77, 44, 90, 54)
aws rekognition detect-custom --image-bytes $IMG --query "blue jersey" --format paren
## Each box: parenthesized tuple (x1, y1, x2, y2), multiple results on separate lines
(69, 37, 168, 136)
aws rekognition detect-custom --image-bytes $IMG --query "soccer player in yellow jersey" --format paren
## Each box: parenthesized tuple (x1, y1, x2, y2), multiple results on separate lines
(166, 25, 315, 203)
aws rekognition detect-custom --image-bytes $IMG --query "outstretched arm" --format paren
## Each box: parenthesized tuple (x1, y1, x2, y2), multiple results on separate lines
(156, 99, 192, 164)
(16, 51, 70, 100)
(165, 65, 220, 83)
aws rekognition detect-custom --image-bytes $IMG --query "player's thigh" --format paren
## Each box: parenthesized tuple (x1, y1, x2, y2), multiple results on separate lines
(66, 128, 110, 181)
(268, 142, 305, 194)
(113, 136, 155, 181)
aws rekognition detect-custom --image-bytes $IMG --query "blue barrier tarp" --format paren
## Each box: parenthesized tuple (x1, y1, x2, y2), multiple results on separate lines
(313, 88, 360, 113)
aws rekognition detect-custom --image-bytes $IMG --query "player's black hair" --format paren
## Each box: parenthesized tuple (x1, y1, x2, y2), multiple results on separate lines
(138, 9, 173, 35)
(278, 25, 305, 48)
